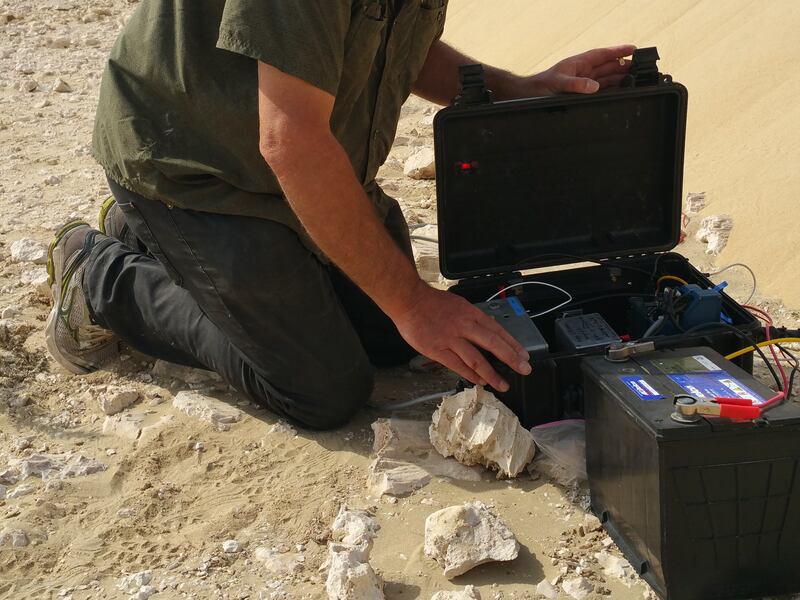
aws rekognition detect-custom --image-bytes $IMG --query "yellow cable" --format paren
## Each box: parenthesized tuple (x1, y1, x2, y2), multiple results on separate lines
(656, 275, 689, 289)
(725, 338, 800, 360)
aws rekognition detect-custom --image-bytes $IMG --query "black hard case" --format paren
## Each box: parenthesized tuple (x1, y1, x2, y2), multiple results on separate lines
(432, 57, 761, 427)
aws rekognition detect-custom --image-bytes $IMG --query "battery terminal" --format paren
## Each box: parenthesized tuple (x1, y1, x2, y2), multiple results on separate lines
(670, 394, 762, 423)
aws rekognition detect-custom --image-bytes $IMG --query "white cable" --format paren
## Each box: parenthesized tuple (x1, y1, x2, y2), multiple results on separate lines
(367, 389, 457, 411)
(707, 262, 757, 304)
(485, 281, 573, 304)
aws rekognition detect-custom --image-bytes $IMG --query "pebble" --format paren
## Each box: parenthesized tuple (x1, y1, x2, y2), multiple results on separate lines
(18, 79, 38, 92)
(403, 147, 436, 180)
(7, 483, 35, 499)
(117, 571, 153, 594)
(10, 237, 48, 264)
(222, 539, 241, 553)
(98, 386, 140, 416)
(52, 78, 72, 93)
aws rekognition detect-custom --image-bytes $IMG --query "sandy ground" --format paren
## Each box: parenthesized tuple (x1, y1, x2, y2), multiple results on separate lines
(1, 2, 800, 600)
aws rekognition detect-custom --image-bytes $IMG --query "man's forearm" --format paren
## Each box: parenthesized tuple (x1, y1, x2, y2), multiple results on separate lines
(413, 40, 527, 105)
(265, 127, 424, 320)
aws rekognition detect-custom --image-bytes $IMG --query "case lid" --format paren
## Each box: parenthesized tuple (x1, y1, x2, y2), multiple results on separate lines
(434, 55, 688, 280)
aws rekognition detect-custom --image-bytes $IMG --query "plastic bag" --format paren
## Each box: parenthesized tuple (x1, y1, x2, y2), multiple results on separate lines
(529, 419, 587, 486)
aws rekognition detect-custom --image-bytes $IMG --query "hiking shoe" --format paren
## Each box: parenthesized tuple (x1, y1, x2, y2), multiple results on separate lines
(98, 196, 143, 250)
(45, 221, 119, 374)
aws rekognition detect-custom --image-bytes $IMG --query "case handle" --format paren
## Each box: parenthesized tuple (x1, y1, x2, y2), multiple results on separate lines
(453, 64, 493, 107)
(622, 47, 672, 88)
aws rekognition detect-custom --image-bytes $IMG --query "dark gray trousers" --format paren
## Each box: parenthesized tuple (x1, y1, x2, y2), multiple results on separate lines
(82, 178, 415, 429)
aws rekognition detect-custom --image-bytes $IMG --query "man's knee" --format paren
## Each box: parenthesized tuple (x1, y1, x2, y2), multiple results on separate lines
(298, 365, 375, 430)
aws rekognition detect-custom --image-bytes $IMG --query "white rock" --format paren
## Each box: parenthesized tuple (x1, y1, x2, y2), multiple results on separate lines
(403, 147, 436, 180)
(1, 306, 20, 319)
(10, 238, 48, 264)
(562, 576, 594, 600)
(366, 457, 431, 497)
(131, 585, 157, 600)
(0, 527, 29, 547)
(172, 391, 243, 431)
(423, 501, 519, 578)
(696, 214, 734, 255)
(116, 507, 136, 518)
(431, 586, 481, 600)
(52, 78, 72, 93)
(222, 539, 241, 553)
(20, 268, 50, 296)
(7, 483, 35, 499)
(326, 544, 384, 600)
(254, 547, 304, 575)
(331, 506, 380, 557)
(411, 224, 440, 283)
(43, 174, 62, 186)
(18, 79, 38, 92)
(429, 387, 535, 478)
(268, 420, 297, 436)
(117, 571, 153, 594)
(15, 63, 35, 74)
(595, 550, 633, 581)
(535, 579, 558, 600)
(102, 413, 145, 440)
(98, 386, 139, 415)
(59, 454, 107, 479)
(684, 192, 706, 215)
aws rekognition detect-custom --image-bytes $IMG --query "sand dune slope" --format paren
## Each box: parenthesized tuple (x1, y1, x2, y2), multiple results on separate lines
(443, 0, 800, 306)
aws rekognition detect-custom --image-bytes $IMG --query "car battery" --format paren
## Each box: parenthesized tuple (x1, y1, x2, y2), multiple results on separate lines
(432, 47, 762, 427)
(582, 346, 800, 600)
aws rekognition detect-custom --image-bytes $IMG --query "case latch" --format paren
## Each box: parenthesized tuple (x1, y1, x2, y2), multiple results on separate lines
(622, 47, 672, 88)
(454, 64, 493, 107)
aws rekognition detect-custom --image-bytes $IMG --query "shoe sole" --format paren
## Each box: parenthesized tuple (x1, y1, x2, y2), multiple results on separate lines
(45, 220, 93, 375)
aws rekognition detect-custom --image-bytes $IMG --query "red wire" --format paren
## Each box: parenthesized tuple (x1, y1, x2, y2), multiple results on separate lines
(743, 305, 787, 409)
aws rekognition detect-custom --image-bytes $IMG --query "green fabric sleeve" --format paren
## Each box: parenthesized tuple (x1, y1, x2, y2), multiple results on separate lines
(216, 0, 352, 96)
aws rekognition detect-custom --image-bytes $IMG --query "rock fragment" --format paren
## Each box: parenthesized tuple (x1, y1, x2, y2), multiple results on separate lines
(684, 191, 706, 215)
(325, 507, 383, 600)
(696, 214, 734, 255)
(254, 547, 304, 575)
(366, 457, 431, 497)
(7, 483, 35, 499)
(21, 268, 50, 297)
(1, 306, 20, 319)
(411, 224, 440, 283)
(404, 147, 436, 180)
(0, 527, 29, 547)
(172, 391, 243, 431)
(18, 79, 38, 92)
(10, 238, 48, 264)
(102, 413, 144, 440)
(98, 386, 139, 415)
(222, 540, 242, 553)
(535, 579, 558, 599)
(52, 77, 72, 93)
(431, 586, 481, 600)
(429, 387, 535, 478)
(562, 576, 594, 600)
(424, 501, 519, 579)
(117, 571, 153, 595)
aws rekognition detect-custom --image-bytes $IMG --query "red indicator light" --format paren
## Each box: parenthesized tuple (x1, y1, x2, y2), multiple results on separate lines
(456, 160, 477, 173)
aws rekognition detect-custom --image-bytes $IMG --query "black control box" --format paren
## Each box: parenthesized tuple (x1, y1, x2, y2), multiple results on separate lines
(554, 311, 620, 352)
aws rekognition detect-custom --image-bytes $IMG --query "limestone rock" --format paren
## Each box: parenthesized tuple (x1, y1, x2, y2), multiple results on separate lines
(7, 483, 35, 499)
(20, 267, 50, 297)
(222, 539, 241, 553)
(0, 527, 29, 547)
(254, 547, 304, 575)
(326, 507, 383, 600)
(684, 192, 706, 215)
(18, 79, 38, 92)
(535, 579, 558, 600)
(411, 224, 440, 283)
(368, 418, 482, 497)
(52, 77, 72, 93)
(172, 391, 243, 431)
(424, 501, 519, 578)
(431, 586, 481, 600)
(60, 454, 107, 478)
(102, 414, 145, 440)
(594, 550, 634, 581)
(696, 214, 734, 255)
(10, 238, 47, 264)
(1, 306, 20, 319)
(404, 147, 436, 180)
(562, 576, 594, 599)
(117, 571, 153, 594)
(366, 457, 431, 497)
(429, 387, 535, 478)
(98, 386, 139, 415)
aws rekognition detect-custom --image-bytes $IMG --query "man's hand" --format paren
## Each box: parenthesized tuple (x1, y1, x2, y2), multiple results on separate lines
(393, 283, 531, 392)
(521, 45, 637, 96)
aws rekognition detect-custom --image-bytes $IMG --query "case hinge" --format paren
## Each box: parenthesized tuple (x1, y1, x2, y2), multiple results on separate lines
(454, 64, 493, 107)
(622, 47, 672, 88)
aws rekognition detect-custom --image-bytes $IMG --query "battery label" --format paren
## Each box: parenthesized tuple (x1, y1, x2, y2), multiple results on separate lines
(620, 376, 664, 401)
(506, 296, 526, 317)
(668, 373, 764, 405)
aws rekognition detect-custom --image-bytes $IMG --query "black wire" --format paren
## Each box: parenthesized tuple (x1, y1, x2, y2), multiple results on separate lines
(680, 322, 783, 392)
(776, 344, 798, 399)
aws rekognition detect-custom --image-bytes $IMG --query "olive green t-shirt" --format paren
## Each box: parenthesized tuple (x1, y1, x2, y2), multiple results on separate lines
(92, 0, 447, 254)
